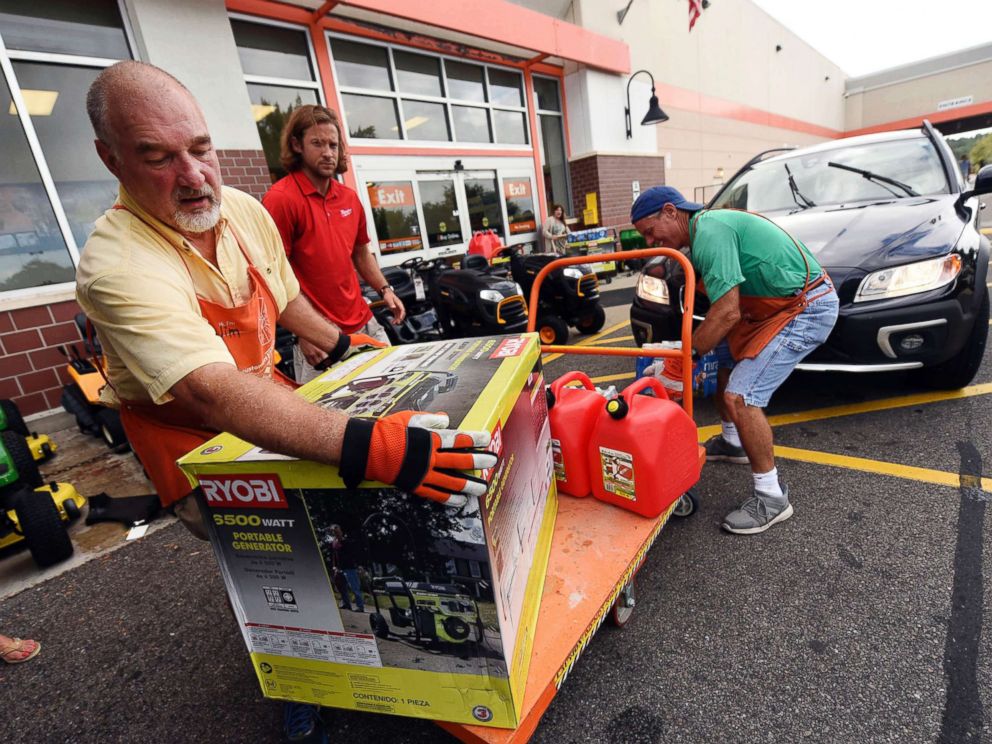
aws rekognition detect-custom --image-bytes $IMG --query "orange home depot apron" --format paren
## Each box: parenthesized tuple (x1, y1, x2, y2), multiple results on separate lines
(112, 208, 288, 506)
(693, 211, 833, 361)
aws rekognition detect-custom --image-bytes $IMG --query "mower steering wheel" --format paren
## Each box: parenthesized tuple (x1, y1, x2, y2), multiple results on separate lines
(400, 256, 424, 270)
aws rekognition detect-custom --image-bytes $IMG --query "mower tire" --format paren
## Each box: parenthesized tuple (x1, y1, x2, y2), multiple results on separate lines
(2, 430, 42, 489)
(370, 613, 390, 639)
(14, 488, 74, 568)
(62, 496, 82, 521)
(61, 385, 99, 435)
(0, 399, 29, 436)
(97, 408, 129, 452)
(537, 315, 569, 346)
(574, 305, 606, 335)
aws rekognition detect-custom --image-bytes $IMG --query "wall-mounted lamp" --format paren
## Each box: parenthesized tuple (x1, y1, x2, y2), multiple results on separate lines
(625, 69, 669, 139)
(775, 44, 782, 52)
(453, 159, 464, 172)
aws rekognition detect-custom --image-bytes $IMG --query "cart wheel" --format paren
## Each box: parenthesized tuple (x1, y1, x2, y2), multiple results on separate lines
(672, 491, 698, 518)
(610, 580, 636, 627)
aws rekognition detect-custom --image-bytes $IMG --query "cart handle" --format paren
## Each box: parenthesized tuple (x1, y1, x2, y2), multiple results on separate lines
(526, 247, 696, 419)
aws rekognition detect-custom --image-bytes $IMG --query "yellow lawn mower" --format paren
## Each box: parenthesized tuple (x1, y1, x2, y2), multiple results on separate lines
(1, 399, 57, 463)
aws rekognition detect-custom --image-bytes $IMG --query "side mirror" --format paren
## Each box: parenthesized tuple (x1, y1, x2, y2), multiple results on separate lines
(955, 164, 992, 214)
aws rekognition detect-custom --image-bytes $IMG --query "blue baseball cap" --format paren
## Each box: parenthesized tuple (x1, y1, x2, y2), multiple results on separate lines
(630, 186, 703, 223)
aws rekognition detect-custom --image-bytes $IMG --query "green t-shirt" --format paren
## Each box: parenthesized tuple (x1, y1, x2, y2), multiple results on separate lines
(688, 209, 822, 301)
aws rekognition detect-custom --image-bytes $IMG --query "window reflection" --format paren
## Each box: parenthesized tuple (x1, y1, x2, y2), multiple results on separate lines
(394, 51, 442, 97)
(342, 93, 400, 139)
(400, 100, 450, 141)
(420, 180, 461, 247)
(332, 40, 392, 90)
(12, 62, 120, 247)
(452, 106, 491, 143)
(0, 0, 130, 58)
(0, 72, 73, 291)
(465, 176, 504, 239)
(445, 61, 486, 103)
(231, 19, 315, 81)
(493, 110, 527, 145)
(487, 69, 523, 107)
(504, 179, 536, 235)
(367, 181, 422, 255)
(247, 83, 318, 182)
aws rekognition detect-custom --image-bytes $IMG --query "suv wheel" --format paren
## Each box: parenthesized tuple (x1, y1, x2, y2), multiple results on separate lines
(920, 291, 989, 390)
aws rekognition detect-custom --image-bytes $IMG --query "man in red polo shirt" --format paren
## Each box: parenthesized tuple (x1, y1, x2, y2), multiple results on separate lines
(263, 104, 404, 382)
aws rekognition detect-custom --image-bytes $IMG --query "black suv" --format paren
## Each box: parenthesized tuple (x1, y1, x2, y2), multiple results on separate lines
(630, 121, 990, 389)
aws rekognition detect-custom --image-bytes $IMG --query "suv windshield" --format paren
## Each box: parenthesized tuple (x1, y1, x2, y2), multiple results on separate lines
(712, 137, 949, 212)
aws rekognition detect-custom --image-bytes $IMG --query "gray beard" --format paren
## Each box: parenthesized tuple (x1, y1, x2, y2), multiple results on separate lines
(172, 202, 221, 234)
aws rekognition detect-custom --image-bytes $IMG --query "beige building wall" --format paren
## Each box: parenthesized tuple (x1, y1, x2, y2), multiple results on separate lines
(564, 0, 845, 202)
(846, 56, 992, 131)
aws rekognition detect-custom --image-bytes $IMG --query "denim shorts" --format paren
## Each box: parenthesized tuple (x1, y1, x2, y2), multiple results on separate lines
(715, 281, 839, 408)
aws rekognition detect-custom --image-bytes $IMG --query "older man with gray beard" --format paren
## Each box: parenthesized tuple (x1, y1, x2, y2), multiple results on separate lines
(75, 60, 495, 744)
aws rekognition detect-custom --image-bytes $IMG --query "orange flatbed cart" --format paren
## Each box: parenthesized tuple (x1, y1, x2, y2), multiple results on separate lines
(437, 248, 705, 743)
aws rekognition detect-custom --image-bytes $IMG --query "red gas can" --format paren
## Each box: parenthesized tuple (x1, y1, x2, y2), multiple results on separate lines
(588, 377, 701, 518)
(547, 371, 602, 497)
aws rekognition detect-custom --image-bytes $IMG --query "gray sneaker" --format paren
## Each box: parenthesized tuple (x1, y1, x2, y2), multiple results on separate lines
(722, 485, 793, 535)
(704, 434, 749, 464)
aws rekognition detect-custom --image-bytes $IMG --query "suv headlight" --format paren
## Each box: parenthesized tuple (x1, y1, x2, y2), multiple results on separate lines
(636, 274, 670, 305)
(480, 289, 503, 303)
(854, 254, 962, 303)
(563, 267, 584, 280)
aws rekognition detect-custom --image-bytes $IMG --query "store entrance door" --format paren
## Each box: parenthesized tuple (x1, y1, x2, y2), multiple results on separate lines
(417, 169, 505, 258)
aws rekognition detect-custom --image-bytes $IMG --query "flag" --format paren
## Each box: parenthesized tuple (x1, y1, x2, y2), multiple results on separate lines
(688, 0, 703, 30)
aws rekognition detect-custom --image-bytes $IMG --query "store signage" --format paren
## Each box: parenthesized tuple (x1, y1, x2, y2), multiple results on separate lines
(504, 179, 532, 200)
(368, 182, 415, 209)
(937, 95, 973, 111)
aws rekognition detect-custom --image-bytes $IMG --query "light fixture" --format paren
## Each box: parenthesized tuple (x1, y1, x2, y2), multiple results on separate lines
(454, 159, 464, 172)
(625, 69, 668, 139)
(8, 89, 58, 117)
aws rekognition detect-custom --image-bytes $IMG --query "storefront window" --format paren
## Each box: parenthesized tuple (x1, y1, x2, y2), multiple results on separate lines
(394, 50, 442, 97)
(487, 69, 523, 107)
(420, 180, 462, 247)
(329, 37, 528, 147)
(535, 75, 571, 216)
(331, 39, 392, 90)
(0, 0, 130, 59)
(493, 110, 528, 145)
(367, 181, 422, 255)
(504, 179, 536, 235)
(247, 83, 318, 181)
(11, 62, 120, 247)
(452, 106, 490, 143)
(465, 175, 504, 238)
(0, 71, 73, 292)
(343, 94, 400, 139)
(400, 99, 449, 141)
(444, 60, 486, 103)
(231, 18, 315, 81)
(533, 76, 561, 112)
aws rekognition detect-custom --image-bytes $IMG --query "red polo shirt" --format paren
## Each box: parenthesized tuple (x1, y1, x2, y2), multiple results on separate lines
(263, 171, 372, 333)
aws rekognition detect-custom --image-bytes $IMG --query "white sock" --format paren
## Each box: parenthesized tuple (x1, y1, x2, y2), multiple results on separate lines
(721, 421, 741, 447)
(753, 468, 784, 498)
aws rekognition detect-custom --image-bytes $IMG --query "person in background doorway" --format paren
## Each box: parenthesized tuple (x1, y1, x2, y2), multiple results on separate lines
(263, 105, 404, 383)
(543, 203, 569, 255)
(632, 186, 838, 536)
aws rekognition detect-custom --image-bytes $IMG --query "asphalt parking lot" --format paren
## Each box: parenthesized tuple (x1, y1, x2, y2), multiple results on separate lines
(1, 283, 990, 744)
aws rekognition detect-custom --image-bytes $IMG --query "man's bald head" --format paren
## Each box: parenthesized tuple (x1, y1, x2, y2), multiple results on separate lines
(86, 61, 193, 149)
(87, 60, 223, 236)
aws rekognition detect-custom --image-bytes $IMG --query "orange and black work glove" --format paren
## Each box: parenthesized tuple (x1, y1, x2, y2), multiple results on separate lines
(314, 333, 387, 370)
(340, 411, 497, 508)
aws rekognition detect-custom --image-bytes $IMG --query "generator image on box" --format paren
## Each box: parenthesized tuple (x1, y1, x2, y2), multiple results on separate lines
(178, 334, 556, 729)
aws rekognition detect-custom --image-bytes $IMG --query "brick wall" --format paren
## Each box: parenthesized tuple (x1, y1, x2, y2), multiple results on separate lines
(568, 154, 666, 228)
(1, 299, 83, 416)
(217, 149, 273, 200)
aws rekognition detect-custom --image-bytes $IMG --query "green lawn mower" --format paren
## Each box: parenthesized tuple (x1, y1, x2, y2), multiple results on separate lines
(1, 399, 57, 463)
(0, 423, 84, 568)
(368, 576, 484, 648)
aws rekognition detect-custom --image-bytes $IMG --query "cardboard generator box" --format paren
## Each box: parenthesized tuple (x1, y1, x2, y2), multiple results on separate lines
(178, 334, 556, 728)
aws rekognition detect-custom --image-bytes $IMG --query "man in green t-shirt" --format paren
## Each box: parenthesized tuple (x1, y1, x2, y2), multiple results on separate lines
(631, 186, 838, 535)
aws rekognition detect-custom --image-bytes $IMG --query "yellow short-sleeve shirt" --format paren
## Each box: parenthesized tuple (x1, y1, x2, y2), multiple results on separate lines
(76, 185, 300, 406)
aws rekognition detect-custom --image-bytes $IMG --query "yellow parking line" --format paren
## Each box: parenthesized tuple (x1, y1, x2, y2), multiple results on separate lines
(542, 319, 630, 364)
(589, 372, 636, 384)
(584, 335, 636, 346)
(773, 445, 992, 493)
